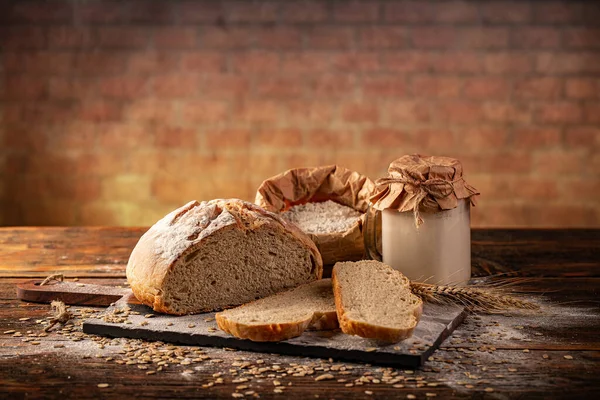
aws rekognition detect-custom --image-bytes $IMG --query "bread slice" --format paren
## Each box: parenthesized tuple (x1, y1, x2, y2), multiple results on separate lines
(216, 279, 338, 342)
(126, 199, 323, 315)
(332, 261, 423, 343)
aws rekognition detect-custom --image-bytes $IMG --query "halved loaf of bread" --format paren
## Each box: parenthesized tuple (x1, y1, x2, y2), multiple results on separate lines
(332, 260, 423, 342)
(126, 199, 323, 315)
(216, 279, 338, 342)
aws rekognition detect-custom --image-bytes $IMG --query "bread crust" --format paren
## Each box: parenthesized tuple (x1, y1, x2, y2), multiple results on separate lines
(215, 280, 339, 342)
(216, 313, 312, 342)
(332, 263, 423, 343)
(216, 308, 339, 342)
(126, 199, 323, 315)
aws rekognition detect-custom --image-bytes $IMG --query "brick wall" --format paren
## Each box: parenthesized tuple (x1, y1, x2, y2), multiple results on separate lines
(0, 0, 599, 227)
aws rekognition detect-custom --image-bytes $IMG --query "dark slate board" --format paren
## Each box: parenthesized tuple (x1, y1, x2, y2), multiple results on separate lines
(83, 292, 466, 368)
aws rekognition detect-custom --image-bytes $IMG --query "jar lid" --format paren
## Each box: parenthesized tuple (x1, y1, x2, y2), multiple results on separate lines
(370, 154, 479, 226)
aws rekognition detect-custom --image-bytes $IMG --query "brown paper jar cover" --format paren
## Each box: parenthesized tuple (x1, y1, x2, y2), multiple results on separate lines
(255, 165, 375, 265)
(370, 154, 479, 225)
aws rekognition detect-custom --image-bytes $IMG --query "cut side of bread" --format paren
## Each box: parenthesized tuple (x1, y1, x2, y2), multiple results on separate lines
(332, 260, 423, 343)
(216, 279, 338, 342)
(126, 199, 323, 315)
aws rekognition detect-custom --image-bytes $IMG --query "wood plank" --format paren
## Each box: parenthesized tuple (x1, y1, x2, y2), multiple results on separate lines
(0, 227, 144, 277)
(16, 280, 129, 306)
(472, 229, 600, 277)
(0, 341, 598, 398)
(440, 278, 600, 351)
(0, 278, 128, 300)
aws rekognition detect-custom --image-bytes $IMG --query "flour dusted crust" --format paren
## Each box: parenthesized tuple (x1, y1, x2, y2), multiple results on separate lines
(216, 314, 312, 342)
(126, 199, 323, 315)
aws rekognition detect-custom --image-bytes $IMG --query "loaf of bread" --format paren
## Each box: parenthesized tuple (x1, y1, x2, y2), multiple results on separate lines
(216, 279, 338, 342)
(126, 199, 323, 315)
(332, 260, 423, 342)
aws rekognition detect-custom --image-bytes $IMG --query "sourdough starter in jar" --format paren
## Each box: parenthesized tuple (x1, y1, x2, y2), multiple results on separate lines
(381, 199, 471, 285)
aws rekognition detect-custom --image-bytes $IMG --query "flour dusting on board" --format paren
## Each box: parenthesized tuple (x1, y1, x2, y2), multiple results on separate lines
(282, 200, 362, 234)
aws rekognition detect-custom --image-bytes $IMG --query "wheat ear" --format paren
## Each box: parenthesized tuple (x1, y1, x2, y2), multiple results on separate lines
(410, 281, 539, 313)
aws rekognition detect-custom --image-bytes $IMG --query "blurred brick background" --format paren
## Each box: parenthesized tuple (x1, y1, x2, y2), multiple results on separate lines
(0, 0, 599, 227)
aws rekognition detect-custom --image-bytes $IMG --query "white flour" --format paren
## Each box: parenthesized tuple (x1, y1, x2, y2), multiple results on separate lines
(282, 201, 362, 234)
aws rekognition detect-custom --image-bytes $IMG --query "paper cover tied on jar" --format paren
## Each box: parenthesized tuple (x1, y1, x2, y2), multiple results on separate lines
(255, 165, 375, 267)
(364, 155, 480, 285)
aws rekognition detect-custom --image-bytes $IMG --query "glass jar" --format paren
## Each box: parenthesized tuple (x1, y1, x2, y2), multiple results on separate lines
(364, 199, 471, 285)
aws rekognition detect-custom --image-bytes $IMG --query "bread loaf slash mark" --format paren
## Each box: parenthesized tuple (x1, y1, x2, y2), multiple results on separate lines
(187, 231, 200, 241)
(169, 200, 201, 226)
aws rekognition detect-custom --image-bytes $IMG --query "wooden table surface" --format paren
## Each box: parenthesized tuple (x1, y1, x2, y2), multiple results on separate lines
(0, 227, 599, 399)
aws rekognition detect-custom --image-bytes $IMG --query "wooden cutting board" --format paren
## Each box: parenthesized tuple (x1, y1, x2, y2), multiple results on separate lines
(17, 280, 466, 368)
